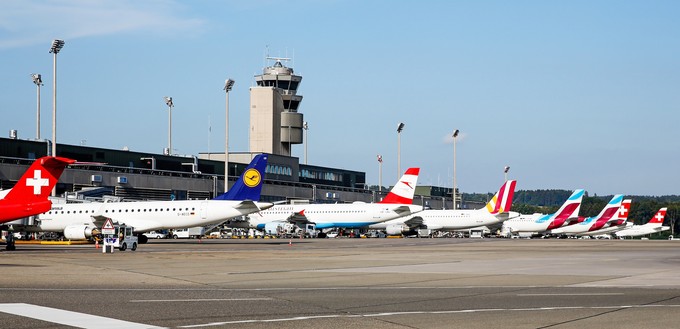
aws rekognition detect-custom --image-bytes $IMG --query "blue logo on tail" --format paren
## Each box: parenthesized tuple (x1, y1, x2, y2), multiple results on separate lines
(213, 154, 268, 201)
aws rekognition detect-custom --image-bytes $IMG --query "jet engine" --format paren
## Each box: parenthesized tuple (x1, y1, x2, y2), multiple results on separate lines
(385, 224, 409, 236)
(63, 225, 99, 240)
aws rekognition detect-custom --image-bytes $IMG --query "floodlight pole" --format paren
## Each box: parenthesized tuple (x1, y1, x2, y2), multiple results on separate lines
(31, 74, 43, 140)
(223, 79, 234, 192)
(452, 129, 459, 210)
(504, 165, 510, 182)
(397, 122, 404, 179)
(49, 39, 64, 157)
(163, 97, 174, 155)
(377, 155, 383, 192)
(303, 121, 309, 165)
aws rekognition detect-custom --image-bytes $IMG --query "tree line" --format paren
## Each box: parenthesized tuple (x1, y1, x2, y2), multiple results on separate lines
(463, 189, 680, 237)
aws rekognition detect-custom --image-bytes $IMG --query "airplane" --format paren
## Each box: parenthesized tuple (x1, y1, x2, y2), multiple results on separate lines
(615, 207, 669, 238)
(369, 180, 518, 236)
(501, 189, 584, 238)
(0, 156, 75, 224)
(548, 194, 624, 235)
(16, 154, 274, 243)
(243, 167, 423, 235)
(577, 199, 632, 236)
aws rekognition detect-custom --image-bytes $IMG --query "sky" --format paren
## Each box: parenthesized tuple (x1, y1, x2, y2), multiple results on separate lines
(1, 0, 679, 196)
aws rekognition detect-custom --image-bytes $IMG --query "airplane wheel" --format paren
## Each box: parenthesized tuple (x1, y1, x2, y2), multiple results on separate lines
(131, 243, 137, 251)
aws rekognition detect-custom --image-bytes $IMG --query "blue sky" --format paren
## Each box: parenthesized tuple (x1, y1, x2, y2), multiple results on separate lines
(1, 0, 679, 196)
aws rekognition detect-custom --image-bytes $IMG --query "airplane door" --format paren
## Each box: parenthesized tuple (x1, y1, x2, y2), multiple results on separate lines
(200, 201, 208, 219)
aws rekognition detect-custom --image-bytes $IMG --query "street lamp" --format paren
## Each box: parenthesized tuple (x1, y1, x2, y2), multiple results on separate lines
(163, 96, 174, 155)
(31, 73, 43, 140)
(303, 121, 309, 165)
(377, 154, 383, 192)
(397, 122, 405, 178)
(452, 129, 459, 210)
(223, 78, 234, 192)
(49, 39, 64, 157)
(504, 165, 510, 182)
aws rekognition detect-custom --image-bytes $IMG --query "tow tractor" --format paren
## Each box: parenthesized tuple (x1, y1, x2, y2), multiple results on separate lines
(107, 224, 138, 251)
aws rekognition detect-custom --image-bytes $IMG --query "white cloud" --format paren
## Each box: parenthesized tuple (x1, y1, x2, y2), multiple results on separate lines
(0, 0, 205, 49)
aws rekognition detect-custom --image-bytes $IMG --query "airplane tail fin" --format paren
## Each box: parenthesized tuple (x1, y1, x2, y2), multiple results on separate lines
(378, 168, 420, 204)
(592, 194, 625, 221)
(554, 189, 585, 220)
(484, 180, 517, 214)
(545, 189, 585, 230)
(614, 199, 632, 224)
(4, 156, 75, 203)
(646, 208, 667, 226)
(213, 154, 268, 201)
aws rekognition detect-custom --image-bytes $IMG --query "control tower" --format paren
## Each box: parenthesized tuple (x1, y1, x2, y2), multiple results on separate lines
(249, 57, 304, 156)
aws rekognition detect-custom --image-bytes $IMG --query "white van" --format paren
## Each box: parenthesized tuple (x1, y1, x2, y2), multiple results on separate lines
(169, 227, 205, 239)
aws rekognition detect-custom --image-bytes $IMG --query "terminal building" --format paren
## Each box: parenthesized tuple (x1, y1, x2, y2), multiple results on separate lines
(0, 58, 459, 210)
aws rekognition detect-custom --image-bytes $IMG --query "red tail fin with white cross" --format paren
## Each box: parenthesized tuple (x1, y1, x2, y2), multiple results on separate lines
(0, 156, 75, 223)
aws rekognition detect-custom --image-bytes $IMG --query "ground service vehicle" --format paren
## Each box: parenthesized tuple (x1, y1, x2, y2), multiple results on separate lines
(112, 225, 138, 251)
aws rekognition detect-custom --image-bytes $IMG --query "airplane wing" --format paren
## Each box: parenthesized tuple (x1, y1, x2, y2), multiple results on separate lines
(402, 216, 424, 229)
(286, 210, 312, 225)
(233, 200, 259, 212)
(494, 211, 520, 222)
(90, 203, 114, 227)
(233, 200, 274, 213)
(393, 205, 416, 216)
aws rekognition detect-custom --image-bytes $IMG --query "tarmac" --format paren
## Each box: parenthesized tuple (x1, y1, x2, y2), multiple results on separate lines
(1, 237, 679, 328)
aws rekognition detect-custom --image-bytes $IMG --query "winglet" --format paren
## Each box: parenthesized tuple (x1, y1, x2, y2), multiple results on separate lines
(485, 180, 517, 214)
(213, 154, 268, 201)
(378, 168, 420, 204)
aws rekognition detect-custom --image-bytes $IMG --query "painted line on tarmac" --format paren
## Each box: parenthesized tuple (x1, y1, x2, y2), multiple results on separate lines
(517, 293, 625, 296)
(0, 303, 163, 329)
(178, 304, 680, 328)
(131, 298, 274, 302)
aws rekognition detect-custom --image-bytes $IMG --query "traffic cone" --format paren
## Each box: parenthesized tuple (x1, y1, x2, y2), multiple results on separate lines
(95, 240, 99, 249)
(288, 239, 292, 246)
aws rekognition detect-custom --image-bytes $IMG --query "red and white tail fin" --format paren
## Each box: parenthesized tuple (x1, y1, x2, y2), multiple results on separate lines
(379, 168, 420, 204)
(0, 156, 75, 223)
(3, 156, 75, 202)
(614, 199, 632, 225)
(484, 180, 516, 214)
(646, 208, 667, 226)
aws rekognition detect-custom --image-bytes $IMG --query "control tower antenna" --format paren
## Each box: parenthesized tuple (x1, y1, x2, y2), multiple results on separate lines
(266, 56, 292, 65)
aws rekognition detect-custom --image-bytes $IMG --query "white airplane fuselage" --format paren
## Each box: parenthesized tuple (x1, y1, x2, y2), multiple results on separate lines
(578, 222, 631, 236)
(615, 225, 670, 238)
(21, 199, 273, 234)
(246, 203, 423, 230)
(501, 213, 559, 234)
(371, 209, 519, 231)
